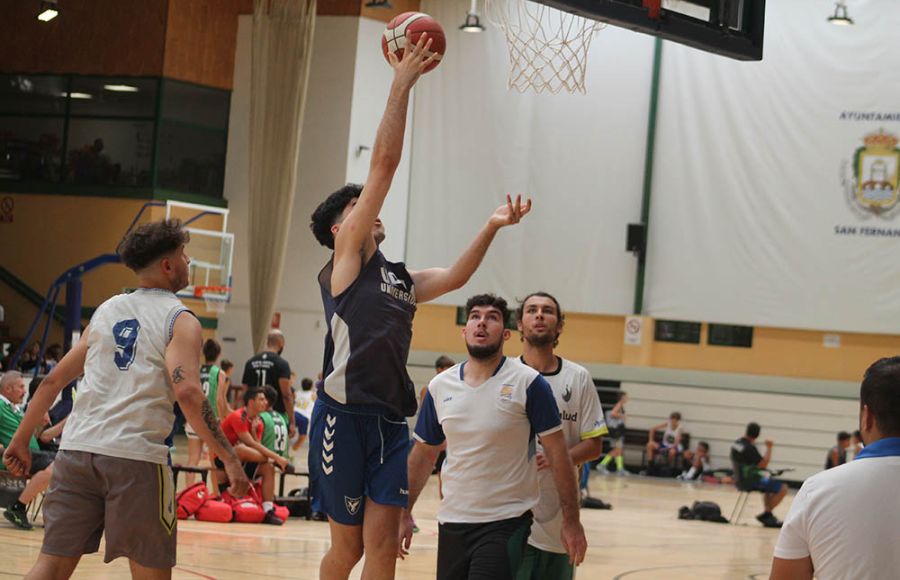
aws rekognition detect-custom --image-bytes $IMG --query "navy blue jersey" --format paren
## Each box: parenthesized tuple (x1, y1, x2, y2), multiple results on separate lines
(318, 250, 417, 417)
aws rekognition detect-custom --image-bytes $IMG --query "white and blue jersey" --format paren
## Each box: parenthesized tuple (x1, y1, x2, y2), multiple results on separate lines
(318, 250, 417, 417)
(415, 357, 562, 524)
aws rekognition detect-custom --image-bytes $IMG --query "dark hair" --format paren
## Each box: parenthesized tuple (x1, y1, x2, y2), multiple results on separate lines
(301, 378, 313, 391)
(670, 411, 682, 421)
(119, 218, 190, 271)
(435, 355, 455, 370)
(261, 385, 278, 407)
(515, 291, 565, 326)
(46, 344, 62, 360)
(617, 391, 627, 401)
(220, 359, 233, 372)
(202, 339, 221, 363)
(310, 184, 363, 249)
(464, 294, 509, 323)
(746, 422, 761, 439)
(853, 429, 862, 439)
(698, 441, 710, 451)
(243, 386, 266, 406)
(861, 357, 900, 437)
(837, 431, 851, 442)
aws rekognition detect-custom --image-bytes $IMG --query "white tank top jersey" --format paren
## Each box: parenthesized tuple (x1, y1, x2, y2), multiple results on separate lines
(528, 357, 607, 554)
(61, 288, 191, 465)
(662, 421, 683, 447)
(414, 357, 562, 524)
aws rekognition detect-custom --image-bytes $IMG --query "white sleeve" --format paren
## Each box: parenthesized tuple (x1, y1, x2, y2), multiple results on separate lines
(773, 483, 812, 559)
(578, 369, 607, 439)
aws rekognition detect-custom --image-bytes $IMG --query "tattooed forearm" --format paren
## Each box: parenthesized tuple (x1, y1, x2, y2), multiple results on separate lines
(172, 366, 185, 384)
(200, 399, 237, 459)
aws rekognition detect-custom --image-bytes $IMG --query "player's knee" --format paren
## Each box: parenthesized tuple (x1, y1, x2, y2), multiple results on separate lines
(330, 538, 364, 566)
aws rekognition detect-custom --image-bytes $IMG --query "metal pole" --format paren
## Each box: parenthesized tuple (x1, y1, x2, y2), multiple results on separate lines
(64, 277, 83, 352)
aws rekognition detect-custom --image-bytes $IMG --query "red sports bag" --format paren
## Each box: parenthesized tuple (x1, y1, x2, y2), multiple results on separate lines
(195, 499, 233, 523)
(176, 482, 209, 520)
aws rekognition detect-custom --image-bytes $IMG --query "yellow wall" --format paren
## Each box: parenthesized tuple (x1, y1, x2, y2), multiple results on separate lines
(0, 193, 224, 343)
(411, 304, 900, 382)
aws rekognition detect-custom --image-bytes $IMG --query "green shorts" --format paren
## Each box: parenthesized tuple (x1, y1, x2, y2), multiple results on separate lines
(516, 544, 574, 580)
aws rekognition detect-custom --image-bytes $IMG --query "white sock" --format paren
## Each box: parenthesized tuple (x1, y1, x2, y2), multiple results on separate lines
(263, 501, 274, 513)
(685, 467, 698, 479)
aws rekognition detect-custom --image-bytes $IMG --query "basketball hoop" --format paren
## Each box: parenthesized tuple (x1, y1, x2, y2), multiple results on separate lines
(485, 0, 605, 94)
(194, 285, 230, 314)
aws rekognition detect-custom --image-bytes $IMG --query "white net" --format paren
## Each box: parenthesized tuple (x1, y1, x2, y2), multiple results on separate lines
(485, 0, 604, 94)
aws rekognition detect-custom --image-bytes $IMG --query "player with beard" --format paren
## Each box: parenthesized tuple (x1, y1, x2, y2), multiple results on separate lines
(401, 294, 587, 580)
(514, 292, 606, 580)
(308, 35, 532, 580)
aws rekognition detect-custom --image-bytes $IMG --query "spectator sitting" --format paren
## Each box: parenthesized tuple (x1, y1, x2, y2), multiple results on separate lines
(730, 422, 786, 528)
(1, 371, 60, 529)
(825, 431, 851, 470)
(646, 411, 684, 467)
(18, 343, 40, 373)
(260, 386, 292, 465)
(212, 386, 288, 525)
(678, 441, 711, 480)
(42, 344, 62, 374)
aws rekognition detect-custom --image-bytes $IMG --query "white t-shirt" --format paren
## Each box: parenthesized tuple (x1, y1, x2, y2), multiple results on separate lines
(62, 289, 190, 465)
(527, 357, 606, 554)
(414, 357, 562, 524)
(661, 421, 683, 448)
(774, 452, 900, 579)
(296, 389, 315, 419)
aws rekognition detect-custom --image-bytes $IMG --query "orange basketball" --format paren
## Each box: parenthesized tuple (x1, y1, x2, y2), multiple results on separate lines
(381, 12, 446, 73)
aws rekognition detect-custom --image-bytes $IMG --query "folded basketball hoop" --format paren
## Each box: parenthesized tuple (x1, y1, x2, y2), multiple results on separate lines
(485, 0, 605, 94)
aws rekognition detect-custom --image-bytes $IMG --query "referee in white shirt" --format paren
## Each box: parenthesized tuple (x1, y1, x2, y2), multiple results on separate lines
(770, 356, 900, 580)
(401, 294, 587, 580)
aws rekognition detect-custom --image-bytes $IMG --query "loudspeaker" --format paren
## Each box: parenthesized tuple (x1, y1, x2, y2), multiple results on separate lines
(627, 223, 646, 255)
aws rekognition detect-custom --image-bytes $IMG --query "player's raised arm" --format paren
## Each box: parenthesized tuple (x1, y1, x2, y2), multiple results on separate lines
(330, 34, 438, 295)
(412, 194, 532, 303)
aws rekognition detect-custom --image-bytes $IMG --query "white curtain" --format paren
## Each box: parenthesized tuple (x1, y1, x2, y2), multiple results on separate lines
(645, 0, 900, 333)
(248, 0, 316, 351)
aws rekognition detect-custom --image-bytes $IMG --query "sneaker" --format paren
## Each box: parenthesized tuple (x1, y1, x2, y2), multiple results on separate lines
(616, 469, 628, 477)
(263, 509, 285, 526)
(4, 503, 33, 530)
(756, 512, 783, 528)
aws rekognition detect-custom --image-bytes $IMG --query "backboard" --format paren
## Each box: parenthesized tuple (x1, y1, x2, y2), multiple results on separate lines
(165, 200, 234, 305)
(533, 0, 766, 61)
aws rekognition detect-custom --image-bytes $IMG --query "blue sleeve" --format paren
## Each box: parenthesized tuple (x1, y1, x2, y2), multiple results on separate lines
(414, 390, 445, 445)
(525, 375, 562, 435)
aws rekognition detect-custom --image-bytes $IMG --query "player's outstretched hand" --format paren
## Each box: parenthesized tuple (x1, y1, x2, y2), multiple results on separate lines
(388, 32, 438, 89)
(488, 194, 533, 230)
(561, 518, 588, 566)
(397, 509, 415, 560)
(2, 440, 32, 477)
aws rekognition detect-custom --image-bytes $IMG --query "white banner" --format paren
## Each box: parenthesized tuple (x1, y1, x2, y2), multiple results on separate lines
(406, 0, 655, 314)
(645, 0, 900, 333)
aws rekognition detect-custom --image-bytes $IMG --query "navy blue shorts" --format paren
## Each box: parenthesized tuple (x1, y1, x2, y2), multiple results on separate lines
(308, 398, 409, 525)
(294, 411, 310, 435)
(750, 477, 783, 494)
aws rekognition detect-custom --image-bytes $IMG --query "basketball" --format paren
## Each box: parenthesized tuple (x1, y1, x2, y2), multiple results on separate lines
(381, 12, 446, 73)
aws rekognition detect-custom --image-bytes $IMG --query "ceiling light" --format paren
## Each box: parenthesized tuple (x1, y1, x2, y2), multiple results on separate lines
(460, 0, 485, 32)
(828, 1, 853, 26)
(103, 84, 139, 93)
(37, 0, 58, 22)
(61, 92, 93, 100)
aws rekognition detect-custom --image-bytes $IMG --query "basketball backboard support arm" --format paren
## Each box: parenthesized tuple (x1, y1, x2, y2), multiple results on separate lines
(534, 0, 766, 61)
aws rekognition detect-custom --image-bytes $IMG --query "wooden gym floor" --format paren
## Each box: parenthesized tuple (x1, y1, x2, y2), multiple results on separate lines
(1, 443, 789, 579)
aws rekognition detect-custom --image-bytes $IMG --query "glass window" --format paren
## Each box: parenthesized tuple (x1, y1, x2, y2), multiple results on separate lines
(654, 320, 702, 344)
(161, 80, 229, 129)
(68, 77, 158, 118)
(156, 122, 226, 197)
(65, 119, 153, 186)
(0, 116, 64, 181)
(0, 75, 68, 115)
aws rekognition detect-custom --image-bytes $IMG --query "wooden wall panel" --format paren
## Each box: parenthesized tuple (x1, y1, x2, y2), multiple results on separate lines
(163, 0, 244, 90)
(0, 0, 168, 76)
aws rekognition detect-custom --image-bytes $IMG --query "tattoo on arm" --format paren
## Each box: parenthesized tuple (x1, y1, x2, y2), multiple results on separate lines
(172, 366, 185, 384)
(200, 399, 236, 458)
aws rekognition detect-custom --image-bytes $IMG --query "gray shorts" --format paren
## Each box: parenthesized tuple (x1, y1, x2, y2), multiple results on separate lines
(41, 450, 177, 569)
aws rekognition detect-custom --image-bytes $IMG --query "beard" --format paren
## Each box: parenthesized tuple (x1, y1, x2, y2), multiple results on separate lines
(524, 330, 558, 348)
(466, 337, 504, 360)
